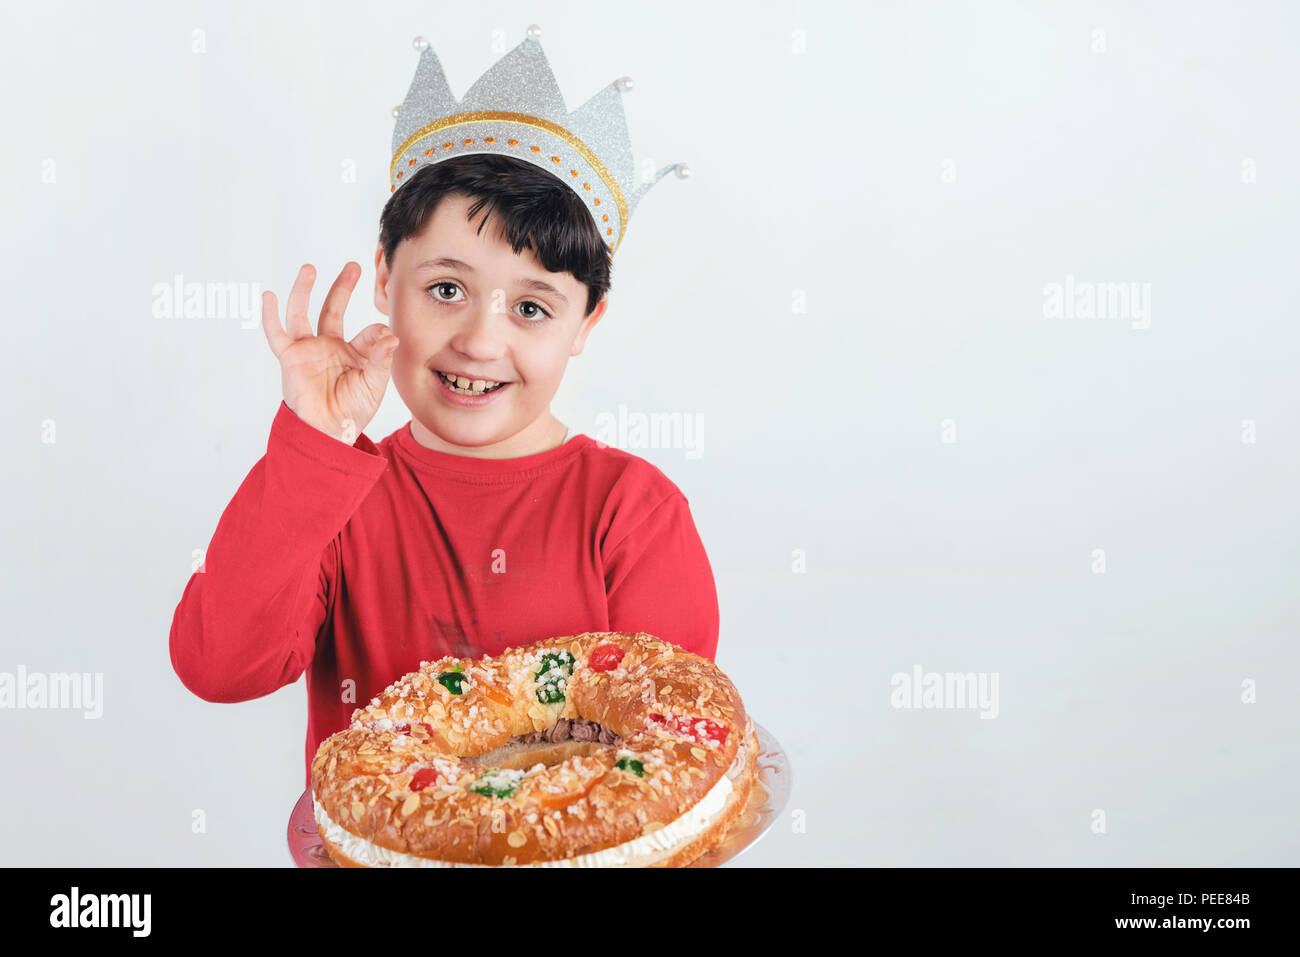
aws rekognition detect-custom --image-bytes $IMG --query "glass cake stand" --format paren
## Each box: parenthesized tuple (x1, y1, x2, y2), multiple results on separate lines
(288, 720, 790, 868)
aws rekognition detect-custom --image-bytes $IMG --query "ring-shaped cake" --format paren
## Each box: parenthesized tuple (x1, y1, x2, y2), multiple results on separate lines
(311, 631, 757, 867)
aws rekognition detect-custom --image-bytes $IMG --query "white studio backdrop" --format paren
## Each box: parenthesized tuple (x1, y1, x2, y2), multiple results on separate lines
(1, 0, 1298, 866)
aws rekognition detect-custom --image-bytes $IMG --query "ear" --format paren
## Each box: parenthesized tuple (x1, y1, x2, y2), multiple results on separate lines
(570, 295, 609, 357)
(373, 243, 391, 316)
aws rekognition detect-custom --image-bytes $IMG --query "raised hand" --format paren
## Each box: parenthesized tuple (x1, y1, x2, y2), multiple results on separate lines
(262, 263, 399, 443)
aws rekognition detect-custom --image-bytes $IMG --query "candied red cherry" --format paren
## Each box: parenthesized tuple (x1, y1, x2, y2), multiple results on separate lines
(409, 767, 441, 791)
(647, 712, 729, 747)
(390, 722, 436, 736)
(693, 718, 729, 747)
(589, 643, 625, 672)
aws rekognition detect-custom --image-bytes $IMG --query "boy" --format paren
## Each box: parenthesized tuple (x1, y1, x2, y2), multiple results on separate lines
(169, 135, 719, 789)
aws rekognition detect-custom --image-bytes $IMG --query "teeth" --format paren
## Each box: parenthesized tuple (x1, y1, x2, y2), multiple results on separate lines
(439, 371, 504, 395)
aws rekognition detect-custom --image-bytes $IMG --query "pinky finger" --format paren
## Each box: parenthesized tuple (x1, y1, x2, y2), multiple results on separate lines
(262, 290, 292, 357)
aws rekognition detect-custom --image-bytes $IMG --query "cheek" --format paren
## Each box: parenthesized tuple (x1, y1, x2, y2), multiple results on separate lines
(389, 300, 436, 349)
(515, 344, 571, 386)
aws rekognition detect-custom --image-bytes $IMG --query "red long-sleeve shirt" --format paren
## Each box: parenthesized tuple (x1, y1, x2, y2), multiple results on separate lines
(169, 401, 720, 788)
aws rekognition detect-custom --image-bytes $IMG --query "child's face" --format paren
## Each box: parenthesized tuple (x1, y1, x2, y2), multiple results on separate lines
(374, 192, 607, 456)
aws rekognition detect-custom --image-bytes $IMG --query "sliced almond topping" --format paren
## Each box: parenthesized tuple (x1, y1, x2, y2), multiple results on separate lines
(542, 815, 560, 837)
(400, 794, 419, 816)
(642, 821, 665, 833)
(351, 800, 365, 821)
(690, 746, 707, 760)
(502, 855, 517, 866)
(507, 829, 528, 848)
(424, 810, 436, 826)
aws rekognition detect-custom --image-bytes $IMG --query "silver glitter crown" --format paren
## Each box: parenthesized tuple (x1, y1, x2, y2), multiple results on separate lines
(390, 24, 689, 256)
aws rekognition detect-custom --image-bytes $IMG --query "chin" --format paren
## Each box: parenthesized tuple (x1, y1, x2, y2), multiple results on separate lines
(421, 409, 520, 446)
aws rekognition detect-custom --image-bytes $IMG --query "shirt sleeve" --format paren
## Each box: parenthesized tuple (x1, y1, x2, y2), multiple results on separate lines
(602, 492, 720, 662)
(168, 401, 389, 702)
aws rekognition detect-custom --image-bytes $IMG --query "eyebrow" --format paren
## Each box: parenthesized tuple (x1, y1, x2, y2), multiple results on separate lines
(414, 257, 569, 305)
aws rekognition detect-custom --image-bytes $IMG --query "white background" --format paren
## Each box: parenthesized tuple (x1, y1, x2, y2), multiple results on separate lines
(1, 0, 1297, 866)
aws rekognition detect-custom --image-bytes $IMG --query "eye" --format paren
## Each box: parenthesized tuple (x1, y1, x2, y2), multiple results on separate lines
(428, 281, 463, 303)
(517, 300, 552, 321)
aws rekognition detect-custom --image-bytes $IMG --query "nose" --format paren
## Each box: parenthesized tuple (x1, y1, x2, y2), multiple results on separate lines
(448, 301, 508, 362)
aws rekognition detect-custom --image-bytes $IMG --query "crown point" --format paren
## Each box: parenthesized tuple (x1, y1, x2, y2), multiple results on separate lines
(392, 104, 402, 119)
(526, 24, 542, 41)
(412, 36, 429, 52)
(674, 163, 691, 180)
(616, 76, 634, 93)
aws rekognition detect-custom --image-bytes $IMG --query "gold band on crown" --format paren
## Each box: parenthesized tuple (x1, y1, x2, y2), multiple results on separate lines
(390, 110, 629, 254)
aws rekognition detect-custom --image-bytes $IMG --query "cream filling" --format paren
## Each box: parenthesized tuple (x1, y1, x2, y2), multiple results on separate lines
(313, 726, 751, 868)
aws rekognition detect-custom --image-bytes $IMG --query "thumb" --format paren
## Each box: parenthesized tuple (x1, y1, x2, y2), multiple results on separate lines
(361, 333, 399, 392)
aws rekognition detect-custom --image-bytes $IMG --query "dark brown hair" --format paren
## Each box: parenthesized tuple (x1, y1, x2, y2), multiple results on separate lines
(378, 153, 611, 317)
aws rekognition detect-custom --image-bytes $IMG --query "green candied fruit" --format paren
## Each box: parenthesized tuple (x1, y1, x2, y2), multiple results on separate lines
(534, 650, 575, 705)
(436, 671, 467, 694)
(471, 767, 523, 799)
(614, 757, 645, 777)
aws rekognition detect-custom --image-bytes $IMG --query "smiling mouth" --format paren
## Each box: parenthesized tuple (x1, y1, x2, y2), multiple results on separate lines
(434, 370, 511, 395)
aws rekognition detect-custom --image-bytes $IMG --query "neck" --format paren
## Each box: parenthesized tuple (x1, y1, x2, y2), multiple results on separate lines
(407, 413, 569, 459)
